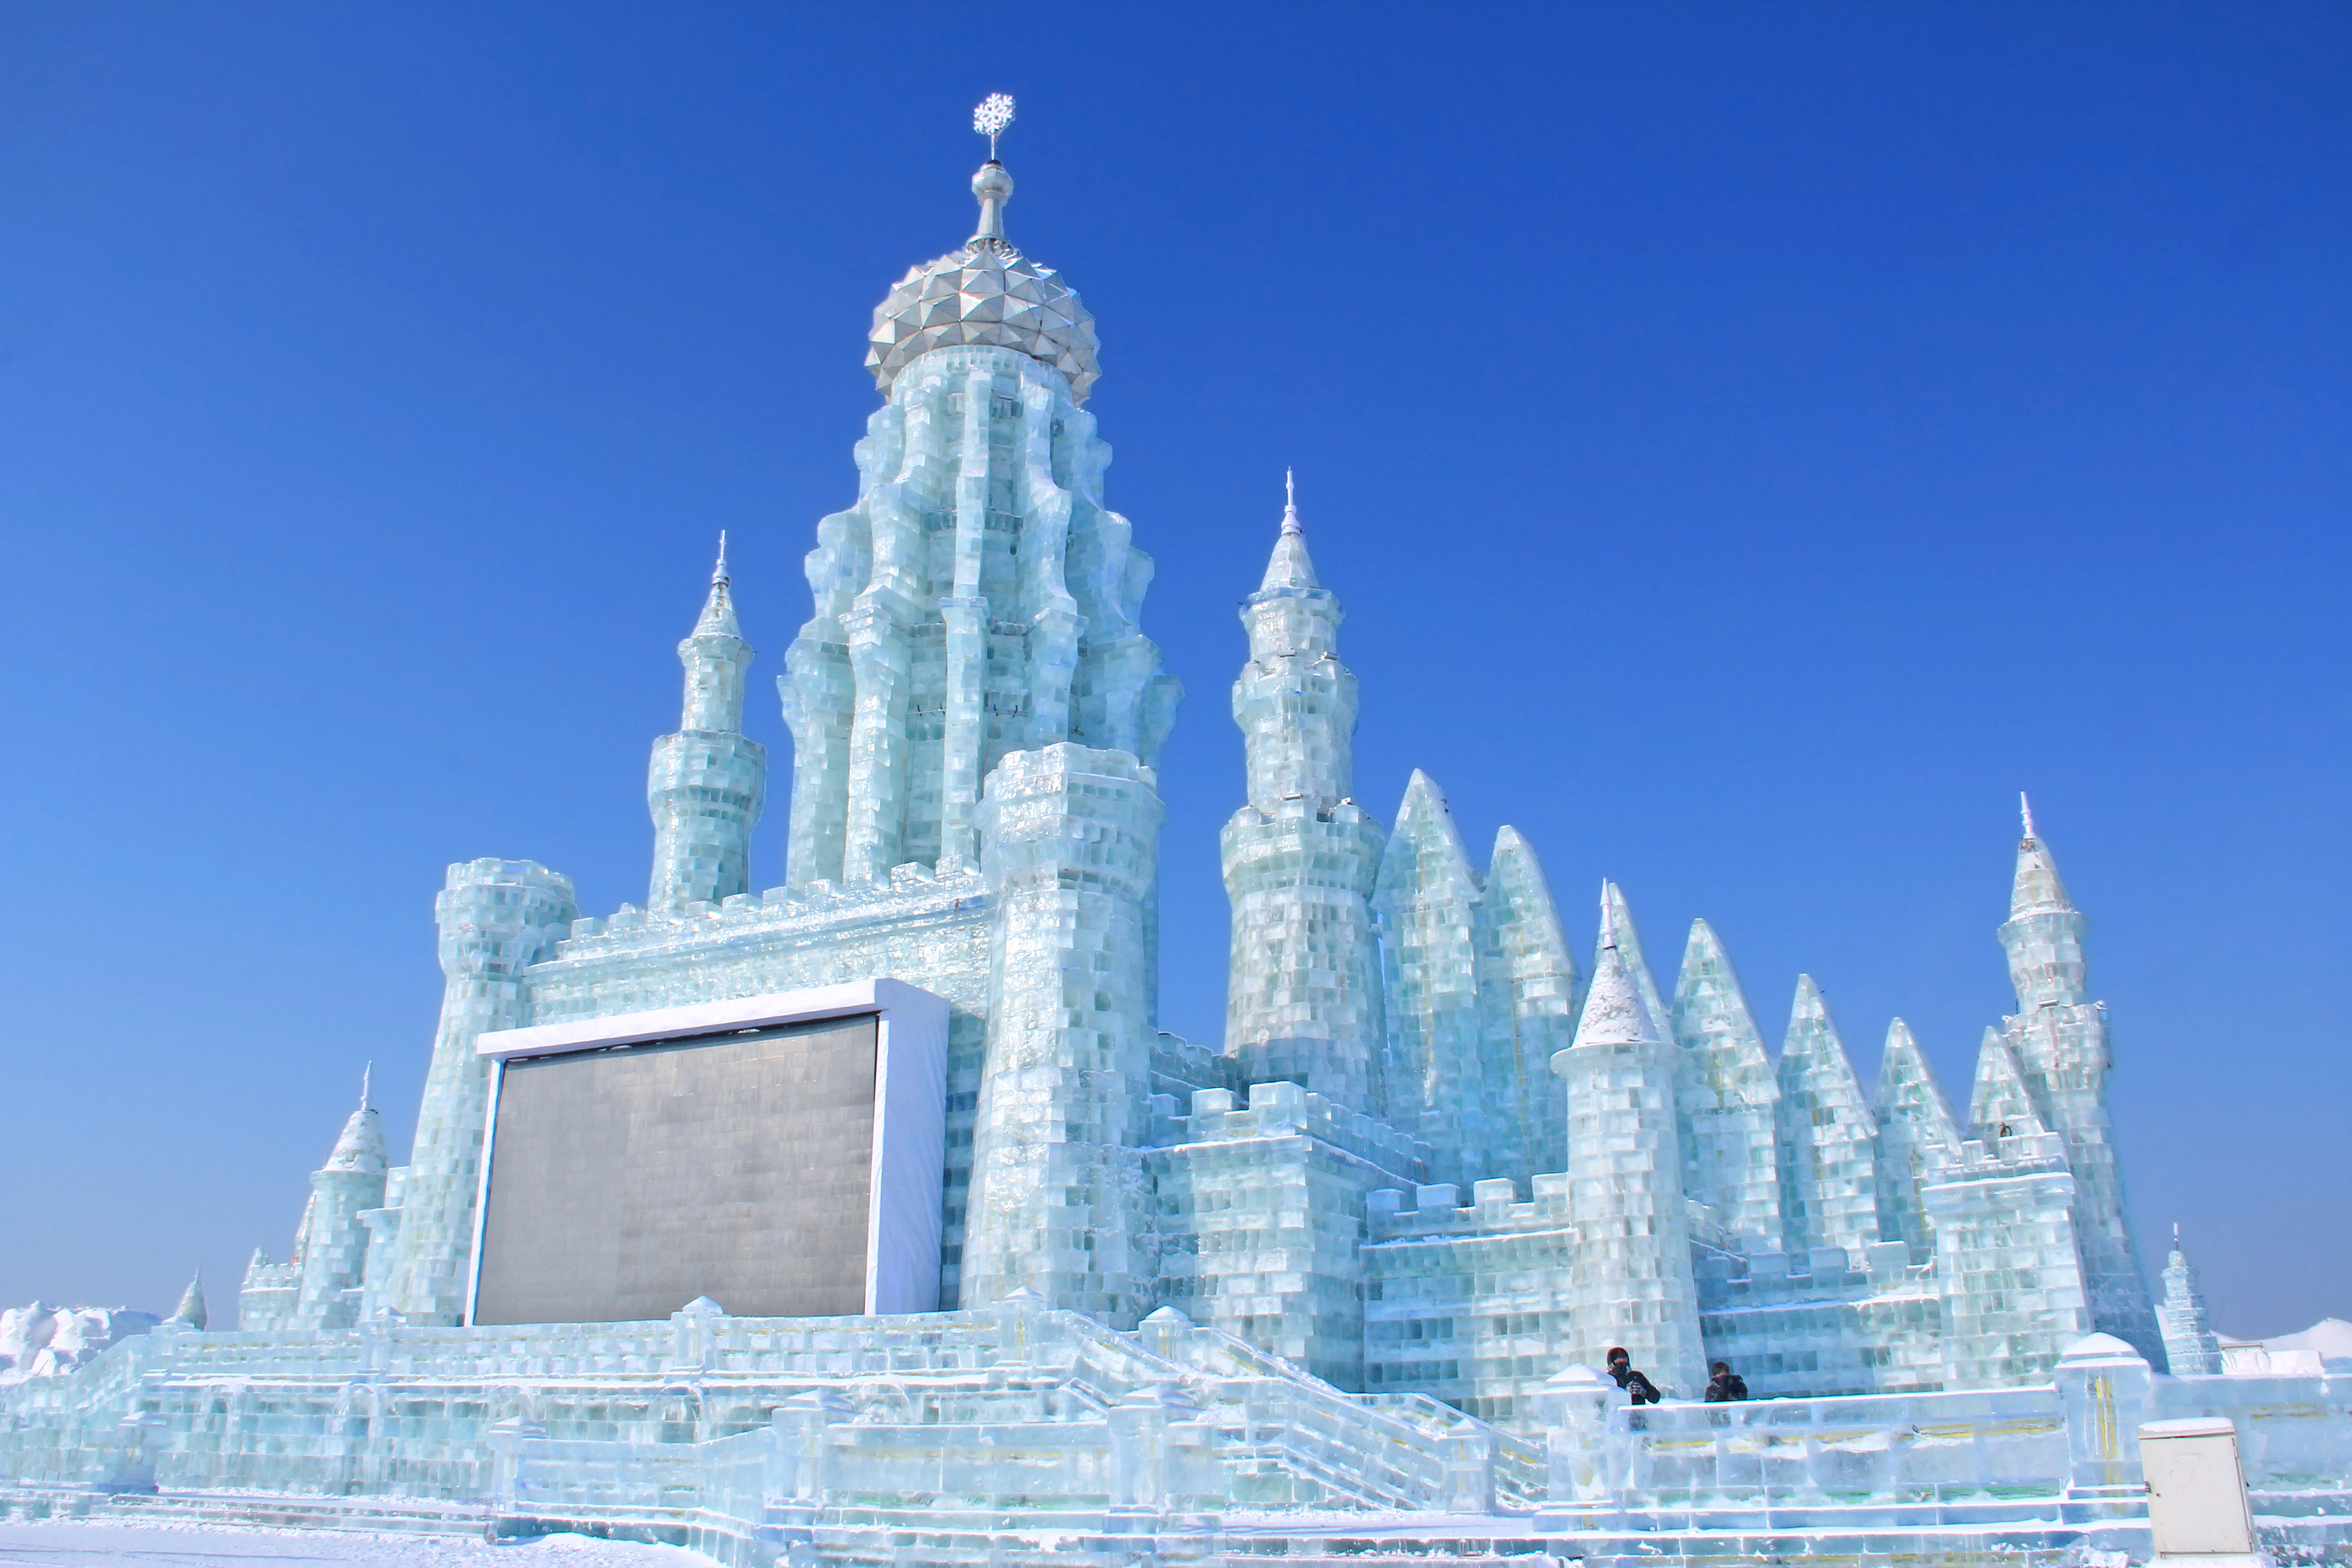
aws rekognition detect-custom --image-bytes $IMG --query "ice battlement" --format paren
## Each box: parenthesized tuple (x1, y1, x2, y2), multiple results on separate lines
(548, 856, 992, 962)
(1152, 1079, 1426, 1180)
(1942, 1129, 2072, 1177)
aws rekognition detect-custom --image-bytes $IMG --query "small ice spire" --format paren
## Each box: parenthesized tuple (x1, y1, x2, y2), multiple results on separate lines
(1257, 471, 1319, 592)
(692, 535, 742, 640)
(358, 1062, 371, 1112)
(1598, 879, 1622, 950)
(2020, 791, 2036, 840)
(970, 96, 1016, 243)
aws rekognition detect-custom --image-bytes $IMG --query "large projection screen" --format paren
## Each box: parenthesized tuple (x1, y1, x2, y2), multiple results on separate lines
(472, 1014, 879, 1326)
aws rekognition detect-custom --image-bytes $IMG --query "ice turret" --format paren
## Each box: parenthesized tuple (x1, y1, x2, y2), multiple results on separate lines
(1669, 919, 1783, 1250)
(1872, 1019, 1959, 1262)
(1992, 803, 2164, 1365)
(383, 858, 575, 1326)
(1775, 975, 1881, 1256)
(2157, 1229, 2223, 1376)
(646, 539, 767, 912)
(165, 1274, 206, 1331)
(293, 1088, 388, 1331)
(1477, 827, 1579, 1182)
(2001, 795, 2085, 1008)
(780, 136, 1177, 888)
(1374, 770, 1488, 1182)
(1221, 476, 1387, 1112)
(1554, 892, 1705, 1394)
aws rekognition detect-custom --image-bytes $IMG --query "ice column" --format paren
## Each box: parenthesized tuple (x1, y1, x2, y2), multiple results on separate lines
(384, 858, 575, 1326)
(646, 544, 765, 910)
(1220, 485, 1387, 1112)
(1872, 1019, 1960, 1263)
(1477, 828, 1580, 1183)
(961, 744, 1164, 1327)
(1553, 892, 1706, 1395)
(1668, 919, 1783, 1249)
(1994, 808, 2164, 1366)
(1775, 975, 1882, 1257)
(1374, 770, 1489, 1184)
(291, 1097, 387, 1331)
(2157, 1230, 2223, 1376)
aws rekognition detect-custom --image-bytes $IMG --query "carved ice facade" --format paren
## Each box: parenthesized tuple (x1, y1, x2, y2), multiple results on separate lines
(15, 133, 2337, 1566)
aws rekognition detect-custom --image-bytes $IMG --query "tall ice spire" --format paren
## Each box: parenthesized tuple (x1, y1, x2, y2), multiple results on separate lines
(1223, 475, 1386, 1112)
(1989, 804, 2165, 1364)
(1375, 770, 1488, 1177)
(1776, 975, 1882, 1257)
(648, 537, 766, 911)
(1669, 919, 1783, 1250)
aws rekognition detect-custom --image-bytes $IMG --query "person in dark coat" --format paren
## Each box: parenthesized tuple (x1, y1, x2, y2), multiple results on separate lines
(1703, 1361, 1749, 1402)
(1605, 1347, 1662, 1405)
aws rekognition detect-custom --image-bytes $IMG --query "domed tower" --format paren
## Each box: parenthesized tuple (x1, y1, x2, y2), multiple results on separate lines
(778, 100, 1178, 891)
(779, 100, 1181, 1324)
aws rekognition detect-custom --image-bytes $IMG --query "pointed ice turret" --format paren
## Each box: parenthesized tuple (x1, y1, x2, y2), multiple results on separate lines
(1873, 1019, 1960, 1262)
(647, 537, 769, 912)
(1967, 1027, 2048, 1142)
(1477, 827, 1580, 1181)
(1776, 975, 1882, 1257)
(1221, 475, 1387, 1112)
(1990, 801, 2164, 1366)
(1669, 919, 1783, 1250)
(1554, 893, 1705, 1394)
(166, 1273, 207, 1331)
(1375, 770, 1489, 1181)
(291, 1082, 390, 1331)
(2157, 1228, 2223, 1376)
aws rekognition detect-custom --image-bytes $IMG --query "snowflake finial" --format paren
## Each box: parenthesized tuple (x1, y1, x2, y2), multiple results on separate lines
(974, 94, 1015, 162)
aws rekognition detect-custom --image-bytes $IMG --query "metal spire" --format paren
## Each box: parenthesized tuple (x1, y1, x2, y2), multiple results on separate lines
(713, 530, 730, 586)
(358, 1062, 371, 1112)
(1280, 469, 1301, 535)
(2020, 791, 2036, 840)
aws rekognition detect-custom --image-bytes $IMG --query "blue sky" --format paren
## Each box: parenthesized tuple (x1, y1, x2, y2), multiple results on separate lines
(2, 4, 2344, 1337)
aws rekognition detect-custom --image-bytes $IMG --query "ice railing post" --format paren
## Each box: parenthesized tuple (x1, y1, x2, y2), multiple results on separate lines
(1106, 1382, 1201, 1521)
(767, 1387, 852, 1524)
(487, 1416, 547, 1513)
(1534, 1364, 1618, 1527)
(1441, 1416, 1496, 1513)
(2057, 1333, 2155, 1523)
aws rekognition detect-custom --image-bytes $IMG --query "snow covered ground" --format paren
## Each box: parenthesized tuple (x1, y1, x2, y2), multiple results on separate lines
(0, 1524, 717, 1568)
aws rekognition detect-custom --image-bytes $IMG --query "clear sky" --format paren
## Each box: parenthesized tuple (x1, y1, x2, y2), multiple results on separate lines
(2, 4, 2344, 1338)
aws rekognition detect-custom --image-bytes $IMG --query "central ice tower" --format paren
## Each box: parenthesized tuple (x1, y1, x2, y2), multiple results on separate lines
(778, 103, 1182, 1326)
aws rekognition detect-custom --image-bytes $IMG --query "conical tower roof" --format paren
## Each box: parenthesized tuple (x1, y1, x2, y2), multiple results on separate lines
(1670, 918, 1775, 1107)
(321, 1105, 387, 1175)
(1967, 1027, 2048, 1140)
(1574, 887, 1662, 1047)
(1875, 1018, 1960, 1147)
(2011, 794, 2073, 916)
(1597, 881, 1669, 1032)
(691, 533, 743, 641)
(1257, 470, 1320, 593)
(1778, 975, 1875, 1128)
(167, 1273, 207, 1329)
(1375, 770, 1481, 903)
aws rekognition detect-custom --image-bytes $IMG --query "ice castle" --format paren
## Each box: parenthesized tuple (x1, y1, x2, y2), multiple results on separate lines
(7, 105, 2347, 1566)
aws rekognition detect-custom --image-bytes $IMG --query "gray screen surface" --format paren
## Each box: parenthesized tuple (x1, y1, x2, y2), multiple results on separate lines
(473, 1014, 878, 1325)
